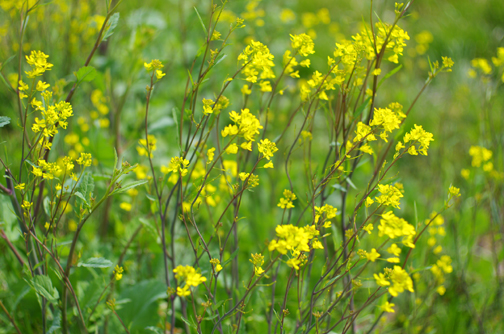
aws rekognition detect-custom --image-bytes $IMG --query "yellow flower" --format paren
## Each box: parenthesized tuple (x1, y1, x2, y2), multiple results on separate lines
(113, 265, 124, 281)
(388, 266, 414, 297)
(76, 153, 92, 167)
(210, 259, 222, 273)
(241, 84, 252, 95)
(403, 125, 434, 156)
(238, 40, 275, 83)
(374, 273, 390, 287)
(277, 189, 296, 209)
(137, 135, 157, 157)
(207, 147, 216, 164)
(386, 243, 401, 256)
(25, 50, 53, 78)
(363, 224, 373, 234)
(120, 202, 132, 211)
(15, 183, 25, 190)
(366, 248, 380, 262)
(375, 184, 404, 209)
(378, 211, 416, 239)
(442, 57, 454, 68)
(167, 157, 190, 176)
(379, 301, 395, 313)
(257, 138, 278, 160)
(155, 70, 165, 79)
(225, 143, 239, 154)
(144, 59, 164, 71)
(263, 161, 274, 168)
(36, 81, 50, 91)
(290, 33, 315, 57)
(177, 286, 190, 297)
(448, 185, 460, 197)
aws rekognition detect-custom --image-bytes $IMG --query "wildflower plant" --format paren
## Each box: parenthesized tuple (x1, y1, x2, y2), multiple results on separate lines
(0, 1, 493, 334)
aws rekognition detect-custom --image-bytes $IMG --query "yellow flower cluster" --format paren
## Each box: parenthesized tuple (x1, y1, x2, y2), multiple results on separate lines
(314, 204, 337, 228)
(76, 152, 92, 167)
(202, 96, 230, 115)
(283, 50, 310, 79)
(210, 258, 222, 273)
(369, 108, 401, 142)
(25, 50, 54, 78)
(113, 265, 124, 281)
(137, 134, 157, 158)
(238, 40, 275, 84)
(89, 89, 109, 128)
(277, 189, 296, 209)
(223, 108, 263, 144)
(250, 253, 265, 276)
(374, 266, 414, 297)
(257, 138, 278, 160)
(290, 33, 315, 57)
(164, 156, 190, 177)
(268, 224, 322, 270)
(32, 159, 62, 180)
(373, 184, 404, 209)
(173, 265, 207, 297)
(144, 59, 165, 80)
(378, 211, 416, 248)
(469, 146, 493, 171)
(31, 100, 74, 139)
(402, 124, 434, 156)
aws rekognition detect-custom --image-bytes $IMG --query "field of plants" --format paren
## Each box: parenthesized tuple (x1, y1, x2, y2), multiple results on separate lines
(0, 0, 503, 333)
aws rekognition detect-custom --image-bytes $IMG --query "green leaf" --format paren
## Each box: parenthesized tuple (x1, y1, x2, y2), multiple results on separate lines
(113, 147, 119, 170)
(354, 96, 371, 117)
(103, 12, 120, 41)
(74, 66, 97, 83)
(111, 180, 148, 195)
(0, 72, 16, 94)
(181, 315, 198, 329)
(47, 309, 61, 334)
(0, 116, 10, 128)
(145, 194, 156, 202)
(212, 298, 231, 313)
(43, 197, 51, 217)
(410, 266, 432, 274)
(0, 54, 16, 70)
(76, 172, 94, 209)
(377, 64, 402, 90)
(193, 7, 207, 35)
(322, 275, 341, 289)
(145, 327, 163, 334)
(78, 257, 113, 268)
(331, 184, 347, 193)
(221, 248, 239, 268)
(116, 279, 167, 332)
(32, 275, 59, 304)
(74, 192, 88, 206)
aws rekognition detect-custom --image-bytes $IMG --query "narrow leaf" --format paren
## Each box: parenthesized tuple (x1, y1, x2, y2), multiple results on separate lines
(377, 64, 402, 89)
(78, 257, 113, 268)
(111, 180, 148, 195)
(193, 7, 207, 35)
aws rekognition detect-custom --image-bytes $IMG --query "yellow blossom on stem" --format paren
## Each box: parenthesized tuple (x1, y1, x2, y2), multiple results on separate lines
(113, 265, 124, 281)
